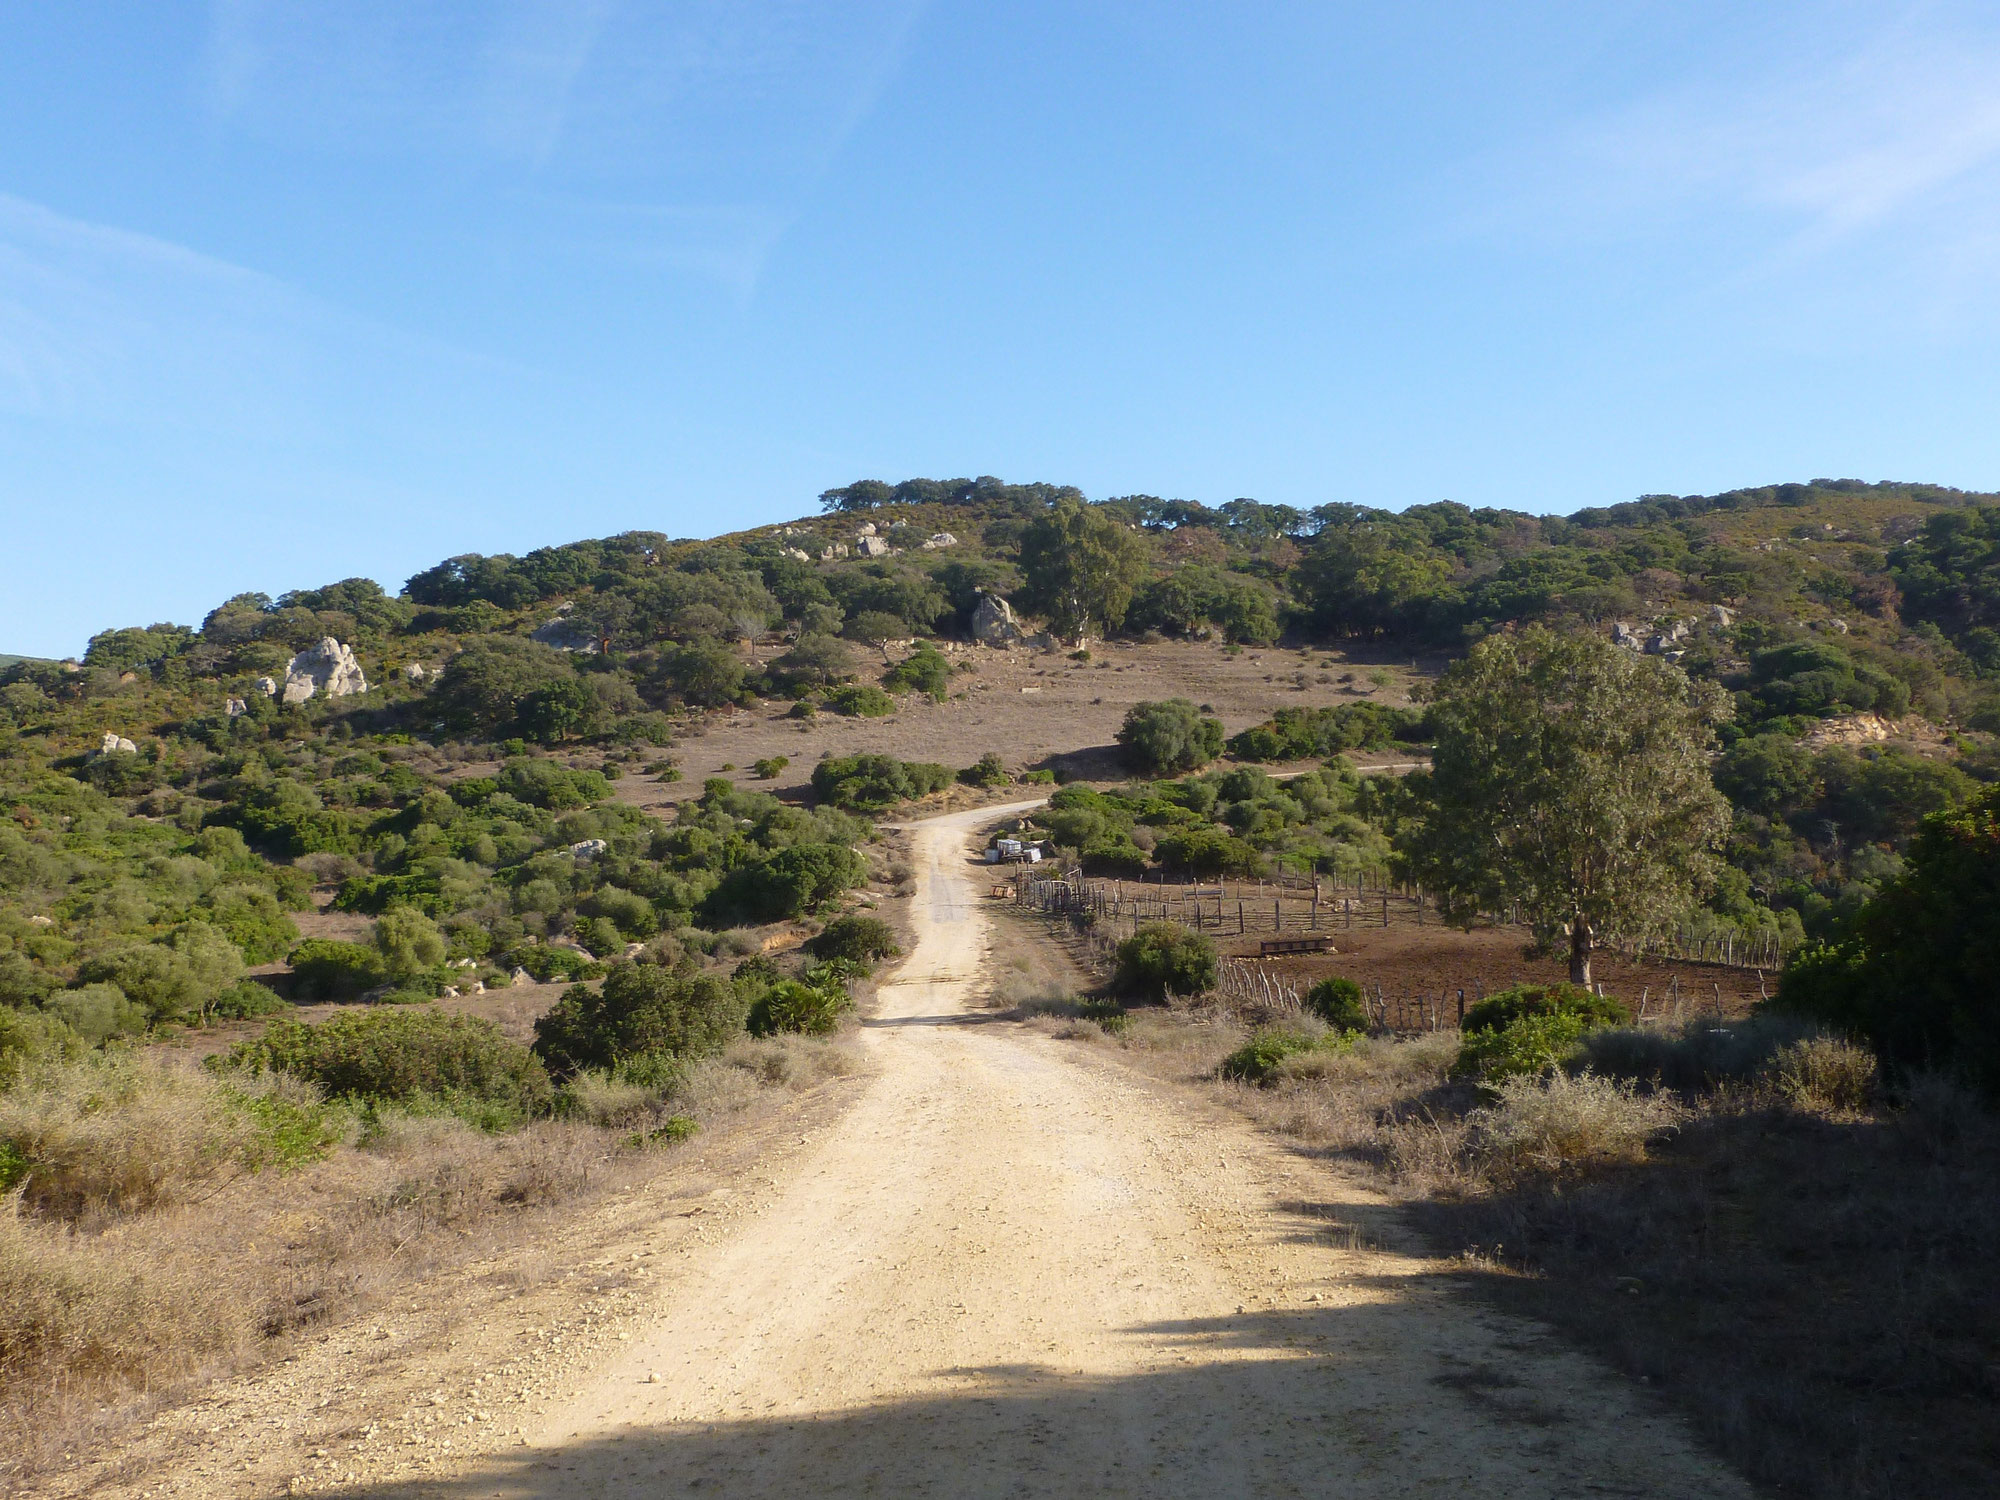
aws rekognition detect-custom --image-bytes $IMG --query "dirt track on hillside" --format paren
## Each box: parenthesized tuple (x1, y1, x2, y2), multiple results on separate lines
(244, 800, 1742, 1500)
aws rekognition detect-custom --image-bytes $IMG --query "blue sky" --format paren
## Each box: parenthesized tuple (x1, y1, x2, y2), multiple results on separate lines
(5, 2, 2000, 657)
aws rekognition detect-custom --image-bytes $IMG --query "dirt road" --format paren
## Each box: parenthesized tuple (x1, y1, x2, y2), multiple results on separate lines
(287, 801, 1747, 1499)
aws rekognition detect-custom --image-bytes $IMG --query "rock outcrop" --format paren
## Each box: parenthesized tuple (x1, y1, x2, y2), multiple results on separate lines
(98, 732, 137, 754)
(282, 639, 368, 705)
(920, 532, 958, 550)
(225, 697, 248, 717)
(855, 535, 894, 558)
(531, 618, 599, 653)
(971, 592, 1024, 647)
(1803, 713, 1895, 750)
(255, 676, 278, 697)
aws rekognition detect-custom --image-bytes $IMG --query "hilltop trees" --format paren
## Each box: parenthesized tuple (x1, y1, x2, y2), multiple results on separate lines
(1399, 628, 1732, 986)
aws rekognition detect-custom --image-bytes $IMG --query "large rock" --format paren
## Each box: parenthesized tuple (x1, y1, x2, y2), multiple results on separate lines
(920, 532, 959, 551)
(971, 592, 1023, 647)
(531, 618, 599, 653)
(255, 676, 279, 697)
(282, 638, 368, 705)
(98, 732, 138, 755)
(855, 535, 894, 558)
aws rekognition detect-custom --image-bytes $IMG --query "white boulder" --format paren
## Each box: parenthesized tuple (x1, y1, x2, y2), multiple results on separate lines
(98, 732, 138, 754)
(255, 676, 279, 696)
(971, 592, 1023, 647)
(568, 838, 609, 859)
(855, 535, 894, 558)
(282, 639, 368, 705)
(531, 618, 598, 653)
(920, 532, 959, 551)
(225, 697, 248, 717)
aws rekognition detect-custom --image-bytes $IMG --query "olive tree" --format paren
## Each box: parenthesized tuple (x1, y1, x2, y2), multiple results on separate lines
(1398, 627, 1730, 987)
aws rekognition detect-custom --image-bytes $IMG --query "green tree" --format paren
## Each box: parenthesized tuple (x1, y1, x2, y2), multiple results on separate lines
(656, 640, 745, 707)
(1115, 699, 1224, 776)
(374, 906, 447, 983)
(1776, 784, 2000, 1096)
(1399, 627, 1731, 986)
(1017, 499, 1149, 641)
(519, 678, 596, 743)
(429, 637, 578, 736)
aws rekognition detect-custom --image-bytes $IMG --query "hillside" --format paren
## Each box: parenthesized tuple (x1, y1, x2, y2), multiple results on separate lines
(5, 473, 1999, 1030)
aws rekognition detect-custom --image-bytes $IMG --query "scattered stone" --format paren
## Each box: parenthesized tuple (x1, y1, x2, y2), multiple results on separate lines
(225, 697, 248, 717)
(27, 915, 52, 927)
(783, 548, 814, 562)
(855, 522, 878, 537)
(567, 838, 609, 859)
(819, 543, 850, 561)
(920, 532, 959, 550)
(282, 639, 368, 705)
(1710, 604, 1736, 627)
(98, 732, 138, 754)
(511, 967, 534, 984)
(855, 535, 894, 558)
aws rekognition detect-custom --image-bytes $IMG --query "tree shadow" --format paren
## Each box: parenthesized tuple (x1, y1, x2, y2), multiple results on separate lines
(312, 1296, 1732, 1499)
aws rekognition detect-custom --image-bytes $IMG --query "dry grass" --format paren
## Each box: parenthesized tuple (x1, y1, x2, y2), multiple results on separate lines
(1062, 1003, 2000, 1500)
(0, 1054, 261, 1223)
(0, 1021, 868, 1487)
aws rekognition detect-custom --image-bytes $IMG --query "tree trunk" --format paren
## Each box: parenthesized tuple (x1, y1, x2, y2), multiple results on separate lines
(1568, 917, 1593, 988)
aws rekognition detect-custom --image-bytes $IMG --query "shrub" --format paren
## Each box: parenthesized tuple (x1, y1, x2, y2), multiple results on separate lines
(1116, 699, 1225, 776)
(287, 937, 385, 1001)
(807, 914, 900, 965)
(825, 684, 897, 717)
(1304, 977, 1368, 1031)
(374, 905, 447, 983)
(1454, 1011, 1589, 1084)
(1579, 1014, 1821, 1092)
(0, 1056, 261, 1220)
(1469, 1071, 1683, 1178)
(706, 842, 869, 923)
(1774, 783, 2000, 1096)
(231, 1009, 552, 1129)
(1114, 922, 1218, 999)
(43, 982, 147, 1042)
(0, 1008, 85, 1088)
(1152, 826, 1265, 880)
(811, 753, 953, 811)
(206, 980, 288, 1021)
(883, 644, 951, 700)
(1218, 1028, 1352, 1085)
(1767, 1035, 1877, 1113)
(1460, 983, 1630, 1036)
(752, 755, 791, 780)
(746, 980, 849, 1037)
(959, 752, 1010, 788)
(73, 921, 246, 1026)
(533, 963, 749, 1079)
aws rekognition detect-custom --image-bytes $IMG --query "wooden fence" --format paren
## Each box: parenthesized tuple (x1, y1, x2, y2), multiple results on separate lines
(1012, 868, 1795, 971)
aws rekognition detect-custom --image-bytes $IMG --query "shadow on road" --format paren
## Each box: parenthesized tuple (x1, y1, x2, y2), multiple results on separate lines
(309, 1295, 1727, 1500)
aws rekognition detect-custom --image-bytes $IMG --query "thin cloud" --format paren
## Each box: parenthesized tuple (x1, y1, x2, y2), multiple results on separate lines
(1463, 12, 2000, 247)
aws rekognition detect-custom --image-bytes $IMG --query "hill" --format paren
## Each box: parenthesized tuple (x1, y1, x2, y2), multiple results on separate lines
(3, 473, 2000, 1040)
